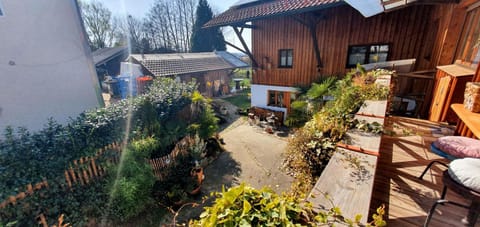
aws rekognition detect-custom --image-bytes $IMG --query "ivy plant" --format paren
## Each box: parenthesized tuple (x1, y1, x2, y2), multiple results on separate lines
(189, 183, 386, 227)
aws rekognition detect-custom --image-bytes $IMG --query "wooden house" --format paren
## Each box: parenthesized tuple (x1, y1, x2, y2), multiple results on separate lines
(127, 52, 248, 97)
(205, 0, 480, 120)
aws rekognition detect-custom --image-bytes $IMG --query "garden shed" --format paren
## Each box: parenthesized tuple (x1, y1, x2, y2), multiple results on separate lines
(127, 51, 249, 97)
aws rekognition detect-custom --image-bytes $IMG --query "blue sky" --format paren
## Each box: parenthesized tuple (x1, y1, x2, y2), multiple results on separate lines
(83, 0, 251, 52)
(85, 0, 239, 17)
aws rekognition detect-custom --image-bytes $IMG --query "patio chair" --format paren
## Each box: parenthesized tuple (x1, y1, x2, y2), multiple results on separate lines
(424, 158, 480, 226)
(419, 136, 480, 180)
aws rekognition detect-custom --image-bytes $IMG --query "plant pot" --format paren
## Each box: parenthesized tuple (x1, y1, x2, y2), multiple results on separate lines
(188, 166, 204, 195)
(189, 186, 202, 195)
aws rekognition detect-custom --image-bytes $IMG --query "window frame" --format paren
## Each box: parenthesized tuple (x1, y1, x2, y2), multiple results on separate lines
(278, 49, 293, 68)
(267, 90, 285, 108)
(346, 44, 390, 68)
(455, 4, 480, 67)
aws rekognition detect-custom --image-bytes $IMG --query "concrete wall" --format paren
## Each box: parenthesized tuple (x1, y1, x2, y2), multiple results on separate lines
(0, 0, 103, 132)
(250, 84, 298, 120)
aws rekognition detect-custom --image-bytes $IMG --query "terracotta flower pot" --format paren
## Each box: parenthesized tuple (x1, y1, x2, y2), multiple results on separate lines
(189, 167, 204, 195)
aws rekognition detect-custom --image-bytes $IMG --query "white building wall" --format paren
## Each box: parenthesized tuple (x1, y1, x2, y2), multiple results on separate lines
(0, 0, 103, 132)
(250, 84, 298, 120)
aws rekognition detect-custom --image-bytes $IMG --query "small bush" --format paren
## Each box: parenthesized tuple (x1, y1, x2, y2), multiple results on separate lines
(190, 184, 387, 226)
(189, 92, 219, 139)
(284, 68, 393, 195)
(107, 138, 158, 222)
(190, 183, 316, 226)
(0, 78, 219, 225)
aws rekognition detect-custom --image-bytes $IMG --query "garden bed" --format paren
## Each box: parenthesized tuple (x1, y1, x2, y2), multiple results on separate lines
(307, 74, 392, 225)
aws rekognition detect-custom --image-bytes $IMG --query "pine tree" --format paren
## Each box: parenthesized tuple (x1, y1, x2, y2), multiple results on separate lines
(191, 0, 226, 52)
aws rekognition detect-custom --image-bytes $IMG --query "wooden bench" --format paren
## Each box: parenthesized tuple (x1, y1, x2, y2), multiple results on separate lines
(307, 79, 391, 225)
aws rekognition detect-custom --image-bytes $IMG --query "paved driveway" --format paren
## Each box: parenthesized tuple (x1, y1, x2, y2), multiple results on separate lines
(206, 119, 293, 193)
(173, 117, 294, 224)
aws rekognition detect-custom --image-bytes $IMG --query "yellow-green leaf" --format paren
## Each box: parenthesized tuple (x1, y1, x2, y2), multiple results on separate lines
(354, 214, 362, 223)
(242, 199, 252, 216)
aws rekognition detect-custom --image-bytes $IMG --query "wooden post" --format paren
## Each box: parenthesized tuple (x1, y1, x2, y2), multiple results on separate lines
(91, 158, 98, 177)
(84, 169, 90, 184)
(77, 170, 85, 186)
(224, 40, 249, 55)
(34, 182, 43, 190)
(87, 158, 94, 179)
(232, 26, 258, 68)
(291, 13, 323, 72)
(69, 168, 76, 184)
(37, 214, 48, 227)
(8, 196, 16, 205)
(16, 192, 26, 200)
(27, 184, 33, 194)
(65, 170, 72, 188)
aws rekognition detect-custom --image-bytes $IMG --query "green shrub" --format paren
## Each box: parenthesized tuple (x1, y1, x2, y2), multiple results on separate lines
(0, 78, 203, 225)
(0, 178, 110, 226)
(189, 91, 218, 139)
(240, 78, 251, 89)
(190, 184, 387, 226)
(190, 183, 315, 226)
(284, 68, 393, 195)
(107, 138, 157, 222)
(286, 77, 337, 127)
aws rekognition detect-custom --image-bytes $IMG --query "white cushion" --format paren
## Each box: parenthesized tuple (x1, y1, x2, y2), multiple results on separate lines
(448, 158, 480, 193)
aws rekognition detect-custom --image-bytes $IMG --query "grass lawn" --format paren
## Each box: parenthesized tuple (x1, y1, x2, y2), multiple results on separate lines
(222, 89, 251, 110)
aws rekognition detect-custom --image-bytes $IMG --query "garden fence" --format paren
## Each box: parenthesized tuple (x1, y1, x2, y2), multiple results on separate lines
(0, 138, 191, 225)
(149, 136, 195, 180)
(0, 141, 123, 210)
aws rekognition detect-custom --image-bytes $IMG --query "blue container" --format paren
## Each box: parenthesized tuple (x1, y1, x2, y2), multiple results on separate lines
(117, 75, 137, 99)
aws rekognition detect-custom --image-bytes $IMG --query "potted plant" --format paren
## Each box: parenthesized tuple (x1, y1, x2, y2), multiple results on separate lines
(188, 166, 204, 195)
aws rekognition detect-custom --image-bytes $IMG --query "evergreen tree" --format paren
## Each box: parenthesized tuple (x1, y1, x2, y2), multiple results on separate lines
(191, 0, 226, 52)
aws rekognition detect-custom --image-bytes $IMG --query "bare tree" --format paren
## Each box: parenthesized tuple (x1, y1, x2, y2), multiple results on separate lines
(79, 0, 115, 50)
(146, 0, 196, 52)
(125, 15, 150, 53)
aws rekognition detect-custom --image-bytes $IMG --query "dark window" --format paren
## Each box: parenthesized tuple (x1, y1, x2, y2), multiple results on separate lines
(0, 4, 3, 16)
(346, 44, 389, 68)
(267, 90, 285, 107)
(278, 49, 293, 68)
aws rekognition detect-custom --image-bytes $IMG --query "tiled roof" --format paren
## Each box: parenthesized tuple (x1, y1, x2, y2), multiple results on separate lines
(130, 51, 248, 77)
(204, 0, 342, 28)
(92, 46, 128, 65)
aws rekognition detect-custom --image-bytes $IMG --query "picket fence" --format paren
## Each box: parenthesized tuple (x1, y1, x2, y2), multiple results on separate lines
(0, 142, 123, 210)
(149, 136, 195, 180)
(0, 137, 195, 226)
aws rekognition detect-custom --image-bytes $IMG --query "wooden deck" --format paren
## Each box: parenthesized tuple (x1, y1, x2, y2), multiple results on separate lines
(370, 116, 479, 226)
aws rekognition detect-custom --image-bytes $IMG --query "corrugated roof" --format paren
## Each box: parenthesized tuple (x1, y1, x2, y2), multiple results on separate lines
(92, 46, 128, 65)
(130, 51, 248, 76)
(204, 0, 342, 28)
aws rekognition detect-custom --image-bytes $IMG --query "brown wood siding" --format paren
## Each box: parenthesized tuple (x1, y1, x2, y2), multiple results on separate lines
(252, 4, 444, 87)
(475, 65, 480, 82)
(180, 70, 231, 97)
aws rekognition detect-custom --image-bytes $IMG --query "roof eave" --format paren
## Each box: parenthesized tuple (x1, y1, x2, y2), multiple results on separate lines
(94, 48, 128, 66)
(203, 1, 345, 28)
